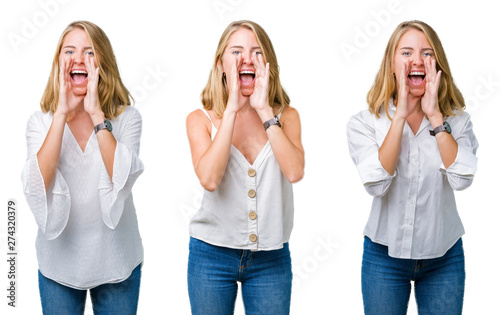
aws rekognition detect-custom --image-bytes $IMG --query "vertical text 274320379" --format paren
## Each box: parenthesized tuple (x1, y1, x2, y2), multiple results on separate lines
(7, 200, 17, 307)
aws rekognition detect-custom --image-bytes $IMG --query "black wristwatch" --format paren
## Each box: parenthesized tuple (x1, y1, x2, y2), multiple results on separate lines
(263, 115, 281, 131)
(429, 121, 451, 136)
(94, 119, 113, 134)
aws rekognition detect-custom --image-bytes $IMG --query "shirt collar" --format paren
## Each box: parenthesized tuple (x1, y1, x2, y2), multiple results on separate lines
(388, 98, 432, 136)
(389, 98, 397, 112)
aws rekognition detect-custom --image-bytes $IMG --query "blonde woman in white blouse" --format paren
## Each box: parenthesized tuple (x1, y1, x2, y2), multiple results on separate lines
(22, 21, 143, 314)
(186, 20, 304, 315)
(347, 20, 478, 314)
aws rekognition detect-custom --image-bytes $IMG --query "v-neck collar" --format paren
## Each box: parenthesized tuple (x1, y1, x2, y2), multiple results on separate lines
(410, 116, 431, 136)
(230, 141, 271, 170)
(65, 123, 94, 154)
(205, 109, 272, 169)
(388, 99, 431, 137)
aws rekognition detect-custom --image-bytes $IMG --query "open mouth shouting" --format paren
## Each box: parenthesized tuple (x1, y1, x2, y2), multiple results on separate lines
(71, 69, 88, 84)
(239, 70, 255, 86)
(408, 71, 425, 86)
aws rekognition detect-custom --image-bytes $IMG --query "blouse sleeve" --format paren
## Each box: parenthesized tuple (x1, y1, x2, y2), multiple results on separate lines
(21, 113, 71, 240)
(98, 107, 144, 229)
(347, 112, 395, 197)
(439, 113, 478, 191)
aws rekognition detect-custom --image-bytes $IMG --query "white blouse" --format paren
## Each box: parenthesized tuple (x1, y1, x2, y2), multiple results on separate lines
(347, 100, 478, 259)
(189, 109, 294, 251)
(21, 106, 144, 289)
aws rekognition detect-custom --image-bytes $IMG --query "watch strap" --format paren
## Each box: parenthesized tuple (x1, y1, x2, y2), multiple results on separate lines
(263, 115, 281, 131)
(429, 121, 451, 136)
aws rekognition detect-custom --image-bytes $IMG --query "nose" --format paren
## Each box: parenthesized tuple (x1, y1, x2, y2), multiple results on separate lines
(241, 51, 252, 64)
(412, 54, 424, 66)
(73, 51, 85, 64)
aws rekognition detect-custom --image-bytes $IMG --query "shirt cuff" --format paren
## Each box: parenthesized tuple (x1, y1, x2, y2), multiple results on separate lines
(22, 155, 71, 239)
(98, 142, 144, 229)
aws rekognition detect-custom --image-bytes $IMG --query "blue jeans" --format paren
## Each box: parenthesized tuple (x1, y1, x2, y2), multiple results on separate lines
(362, 236, 465, 315)
(38, 263, 141, 315)
(188, 237, 292, 315)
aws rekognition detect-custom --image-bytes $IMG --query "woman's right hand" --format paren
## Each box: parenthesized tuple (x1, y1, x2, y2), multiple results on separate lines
(37, 57, 82, 191)
(224, 54, 244, 115)
(55, 58, 83, 117)
(378, 58, 412, 176)
(394, 58, 411, 120)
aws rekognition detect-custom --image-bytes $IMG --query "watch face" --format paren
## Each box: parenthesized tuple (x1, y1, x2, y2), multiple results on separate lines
(275, 117, 282, 128)
(444, 121, 451, 133)
(105, 119, 113, 132)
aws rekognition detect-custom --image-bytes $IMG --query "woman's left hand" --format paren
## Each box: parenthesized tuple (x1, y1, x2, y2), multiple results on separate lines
(249, 53, 271, 116)
(421, 58, 442, 119)
(84, 55, 104, 122)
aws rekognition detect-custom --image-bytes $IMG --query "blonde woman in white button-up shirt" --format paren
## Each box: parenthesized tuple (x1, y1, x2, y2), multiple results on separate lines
(22, 21, 143, 314)
(186, 20, 304, 315)
(347, 20, 478, 315)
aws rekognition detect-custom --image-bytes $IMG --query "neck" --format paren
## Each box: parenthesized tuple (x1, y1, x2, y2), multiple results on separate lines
(236, 94, 252, 109)
(68, 104, 88, 121)
(408, 96, 423, 116)
(408, 94, 421, 106)
(240, 103, 254, 113)
(394, 96, 422, 114)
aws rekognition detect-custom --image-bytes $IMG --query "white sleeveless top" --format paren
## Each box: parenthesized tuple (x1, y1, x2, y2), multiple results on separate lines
(189, 109, 294, 251)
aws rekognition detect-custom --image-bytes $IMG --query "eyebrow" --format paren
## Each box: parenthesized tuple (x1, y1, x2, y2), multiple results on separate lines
(399, 47, 434, 51)
(229, 45, 261, 50)
(62, 45, 93, 50)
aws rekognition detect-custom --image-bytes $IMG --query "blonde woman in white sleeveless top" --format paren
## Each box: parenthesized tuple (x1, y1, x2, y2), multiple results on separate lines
(186, 20, 304, 315)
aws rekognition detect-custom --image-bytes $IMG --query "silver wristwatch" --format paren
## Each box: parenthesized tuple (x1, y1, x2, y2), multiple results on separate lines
(429, 121, 451, 136)
(263, 115, 281, 131)
(94, 119, 113, 134)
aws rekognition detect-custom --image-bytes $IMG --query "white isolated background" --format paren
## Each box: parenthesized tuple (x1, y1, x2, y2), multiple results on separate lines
(0, 0, 498, 314)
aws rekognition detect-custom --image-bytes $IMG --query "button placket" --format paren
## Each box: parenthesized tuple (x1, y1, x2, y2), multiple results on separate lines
(247, 168, 258, 246)
(401, 137, 419, 258)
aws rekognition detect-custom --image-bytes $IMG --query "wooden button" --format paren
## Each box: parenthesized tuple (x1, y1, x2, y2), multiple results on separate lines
(248, 169, 256, 177)
(249, 212, 257, 220)
(249, 234, 257, 242)
(248, 189, 256, 198)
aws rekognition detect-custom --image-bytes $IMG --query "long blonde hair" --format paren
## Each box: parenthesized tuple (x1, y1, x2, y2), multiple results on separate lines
(201, 20, 289, 118)
(40, 21, 132, 119)
(367, 20, 464, 119)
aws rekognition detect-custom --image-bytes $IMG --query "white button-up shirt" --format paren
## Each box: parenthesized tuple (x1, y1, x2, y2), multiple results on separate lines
(347, 100, 478, 259)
